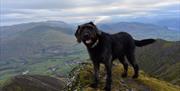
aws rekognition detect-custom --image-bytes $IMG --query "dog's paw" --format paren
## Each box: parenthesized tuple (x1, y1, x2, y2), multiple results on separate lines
(132, 74, 138, 79)
(121, 73, 127, 78)
(90, 83, 98, 88)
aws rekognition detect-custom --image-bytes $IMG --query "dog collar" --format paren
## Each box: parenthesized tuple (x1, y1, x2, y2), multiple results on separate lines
(91, 39, 99, 48)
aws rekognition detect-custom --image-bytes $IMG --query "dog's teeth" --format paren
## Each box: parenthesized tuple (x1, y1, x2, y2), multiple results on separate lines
(86, 40, 91, 44)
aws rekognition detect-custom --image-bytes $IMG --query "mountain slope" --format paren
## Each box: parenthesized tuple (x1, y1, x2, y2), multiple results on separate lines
(0, 21, 75, 61)
(136, 39, 180, 85)
(67, 63, 180, 91)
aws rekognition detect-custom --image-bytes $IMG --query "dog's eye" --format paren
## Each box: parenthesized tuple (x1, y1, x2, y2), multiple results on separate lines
(88, 26, 93, 29)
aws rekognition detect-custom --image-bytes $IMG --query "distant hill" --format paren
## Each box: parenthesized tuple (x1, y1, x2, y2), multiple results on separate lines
(155, 18, 180, 31)
(98, 22, 180, 41)
(0, 21, 73, 39)
(0, 21, 76, 61)
(97, 17, 180, 31)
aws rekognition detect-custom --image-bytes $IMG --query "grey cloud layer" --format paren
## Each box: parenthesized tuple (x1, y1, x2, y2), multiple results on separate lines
(2, 0, 114, 9)
(0, 0, 180, 25)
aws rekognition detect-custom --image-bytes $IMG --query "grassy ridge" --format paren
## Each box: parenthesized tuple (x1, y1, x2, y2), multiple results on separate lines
(68, 63, 180, 91)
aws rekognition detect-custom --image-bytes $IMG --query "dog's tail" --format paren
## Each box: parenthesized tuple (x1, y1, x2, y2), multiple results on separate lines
(134, 39, 156, 47)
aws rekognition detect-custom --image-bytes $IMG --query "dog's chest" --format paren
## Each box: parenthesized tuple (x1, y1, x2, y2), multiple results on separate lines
(88, 47, 111, 63)
(89, 50, 103, 59)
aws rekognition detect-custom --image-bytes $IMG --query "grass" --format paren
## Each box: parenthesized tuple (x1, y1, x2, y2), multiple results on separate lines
(139, 76, 179, 91)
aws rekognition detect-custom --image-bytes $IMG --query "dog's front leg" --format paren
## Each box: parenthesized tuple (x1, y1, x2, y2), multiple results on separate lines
(90, 62, 100, 88)
(104, 56, 112, 91)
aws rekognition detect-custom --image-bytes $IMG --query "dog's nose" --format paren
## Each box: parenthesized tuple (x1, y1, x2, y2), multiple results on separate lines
(83, 33, 89, 38)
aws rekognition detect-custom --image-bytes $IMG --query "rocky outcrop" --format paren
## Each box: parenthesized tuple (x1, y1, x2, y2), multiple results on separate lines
(2, 75, 65, 91)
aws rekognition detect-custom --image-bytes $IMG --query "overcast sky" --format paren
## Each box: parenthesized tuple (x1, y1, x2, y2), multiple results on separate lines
(0, 0, 180, 26)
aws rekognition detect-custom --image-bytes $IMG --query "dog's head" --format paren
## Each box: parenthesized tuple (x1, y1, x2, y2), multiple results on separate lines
(75, 22, 101, 46)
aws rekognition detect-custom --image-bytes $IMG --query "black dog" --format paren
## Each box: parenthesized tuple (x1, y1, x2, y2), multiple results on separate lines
(75, 22, 155, 91)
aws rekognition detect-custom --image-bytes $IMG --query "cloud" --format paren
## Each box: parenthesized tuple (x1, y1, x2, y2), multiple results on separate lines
(0, 0, 180, 26)
(1, 0, 114, 9)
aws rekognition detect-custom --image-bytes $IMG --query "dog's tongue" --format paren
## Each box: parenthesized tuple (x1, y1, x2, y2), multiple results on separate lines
(85, 39, 92, 44)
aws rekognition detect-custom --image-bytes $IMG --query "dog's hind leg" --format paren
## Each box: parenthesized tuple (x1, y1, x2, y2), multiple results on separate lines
(126, 53, 139, 78)
(118, 56, 128, 77)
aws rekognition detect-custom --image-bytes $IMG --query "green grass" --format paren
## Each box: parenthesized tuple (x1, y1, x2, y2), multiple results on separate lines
(139, 76, 180, 91)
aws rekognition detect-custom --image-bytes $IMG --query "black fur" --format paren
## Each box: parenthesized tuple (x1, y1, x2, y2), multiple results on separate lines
(135, 39, 156, 47)
(75, 22, 156, 91)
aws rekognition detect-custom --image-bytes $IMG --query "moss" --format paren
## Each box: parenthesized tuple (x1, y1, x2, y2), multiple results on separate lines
(68, 62, 180, 91)
(139, 76, 180, 91)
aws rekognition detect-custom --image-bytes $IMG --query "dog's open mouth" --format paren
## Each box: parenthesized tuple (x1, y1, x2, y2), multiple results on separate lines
(85, 39, 92, 44)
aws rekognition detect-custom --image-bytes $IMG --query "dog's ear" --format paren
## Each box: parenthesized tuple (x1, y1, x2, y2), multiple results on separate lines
(75, 25, 81, 43)
(89, 21, 95, 26)
(88, 21, 101, 35)
(89, 21, 102, 35)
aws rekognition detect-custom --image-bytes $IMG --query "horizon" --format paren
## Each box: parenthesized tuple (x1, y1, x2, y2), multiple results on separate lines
(0, 0, 180, 26)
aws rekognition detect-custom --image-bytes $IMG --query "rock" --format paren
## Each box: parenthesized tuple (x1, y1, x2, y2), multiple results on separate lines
(2, 75, 65, 91)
